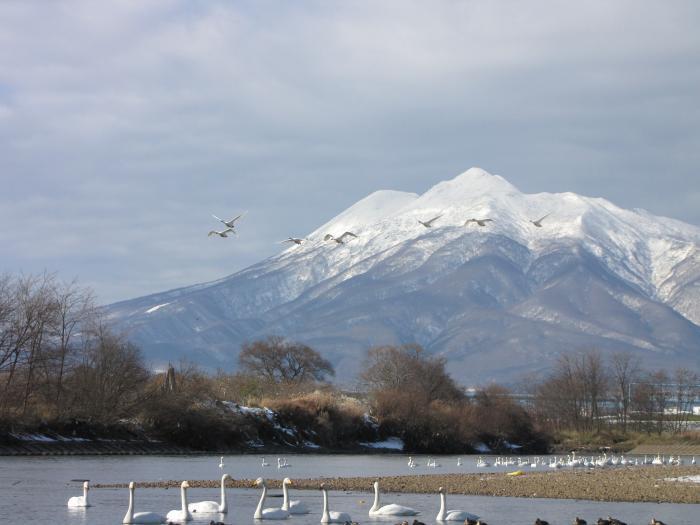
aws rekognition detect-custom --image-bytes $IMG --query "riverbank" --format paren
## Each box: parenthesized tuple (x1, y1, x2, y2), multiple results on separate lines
(94, 465, 700, 504)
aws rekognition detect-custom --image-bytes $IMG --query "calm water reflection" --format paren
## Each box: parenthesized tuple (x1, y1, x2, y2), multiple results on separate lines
(1, 454, 697, 525)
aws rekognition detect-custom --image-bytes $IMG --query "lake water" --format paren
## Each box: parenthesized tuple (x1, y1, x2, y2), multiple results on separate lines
(1, 454, 698, 525)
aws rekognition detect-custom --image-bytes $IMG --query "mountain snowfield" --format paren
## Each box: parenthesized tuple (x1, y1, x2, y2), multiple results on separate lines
(105, 168, 700, 384)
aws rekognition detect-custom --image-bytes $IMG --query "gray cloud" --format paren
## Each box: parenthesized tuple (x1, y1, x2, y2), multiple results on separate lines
(1, 0, 699, 303)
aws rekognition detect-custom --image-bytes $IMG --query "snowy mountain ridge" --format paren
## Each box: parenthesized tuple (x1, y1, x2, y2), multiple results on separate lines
(106, 168, 700, 383)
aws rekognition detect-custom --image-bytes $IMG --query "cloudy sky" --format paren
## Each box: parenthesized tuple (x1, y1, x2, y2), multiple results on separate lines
(2, 1, 699, 304)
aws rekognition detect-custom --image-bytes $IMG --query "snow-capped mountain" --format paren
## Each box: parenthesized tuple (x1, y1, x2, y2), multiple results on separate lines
(105, 168, 700, 384)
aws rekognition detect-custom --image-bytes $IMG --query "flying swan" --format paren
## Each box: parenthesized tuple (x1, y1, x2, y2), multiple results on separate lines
(208, 228, 235, 238)
(188, 473, 230, 514)
(253, 478, 290, 520)
(369, 480, 419, 516)
(530, 213, 550, 227)
(320, 483, 352, 523)
(166, 480, 193, 522)
(281, 477, 309, 514)
(122, 482, 166, 524)
(418, 214, 442, 228)
(464, 218, 493, 227)
(324, 232, 358, 244)
(67, 481, 91, 507)
(212, 213, 245, 229)
(436, 487, 479, 521)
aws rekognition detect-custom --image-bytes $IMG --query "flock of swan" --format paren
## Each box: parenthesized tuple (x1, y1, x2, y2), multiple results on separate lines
(206, 208, 552, 245)
(67, 477, 485, 525)
(470, 453, 696, 470)
(405, 454, 696, 470)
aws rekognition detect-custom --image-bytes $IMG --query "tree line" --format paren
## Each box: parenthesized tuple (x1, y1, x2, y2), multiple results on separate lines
(529, 349, 699, 435)
(2, 271, 696, 451)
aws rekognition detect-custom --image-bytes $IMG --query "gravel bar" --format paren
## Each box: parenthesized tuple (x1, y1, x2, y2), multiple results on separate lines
(94, 465, 700, 504)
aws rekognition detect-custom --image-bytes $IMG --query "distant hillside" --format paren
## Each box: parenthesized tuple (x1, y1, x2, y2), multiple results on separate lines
(105, 168, 700, 384)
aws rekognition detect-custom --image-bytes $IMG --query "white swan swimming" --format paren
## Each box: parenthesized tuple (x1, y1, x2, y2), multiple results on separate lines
(369, 480, 418, 516)
(253, 478, 289, 520)
(166, 481, 193, 522)
(262, 457, 270, 467)
(435, 487, 479, 521)
(219, 456, 225, 469)
(281, 477, 309, 514)
(320, 483, 352, 523)
(123, 482, 166, 524)
(188, 473, 230, 514)
(67, 481, 91, 507)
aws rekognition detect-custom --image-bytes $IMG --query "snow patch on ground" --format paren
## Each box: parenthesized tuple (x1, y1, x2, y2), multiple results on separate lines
(145, 302, 170, 314)
(359, 437, 404, 450)
(665, 475, 700, 483)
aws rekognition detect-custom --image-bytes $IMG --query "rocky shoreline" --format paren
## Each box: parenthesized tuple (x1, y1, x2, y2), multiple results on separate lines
(94, 465, 700, 504)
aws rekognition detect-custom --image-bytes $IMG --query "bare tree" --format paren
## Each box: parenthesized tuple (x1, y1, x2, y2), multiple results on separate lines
(66, 320, 150, 421)
(238, 336, 335, 383)
(610, 351, 641, 431)
(361, 344, 463, 403)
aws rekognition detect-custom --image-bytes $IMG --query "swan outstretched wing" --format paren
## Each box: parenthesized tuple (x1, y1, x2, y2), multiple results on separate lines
(338, 231, 358, 242)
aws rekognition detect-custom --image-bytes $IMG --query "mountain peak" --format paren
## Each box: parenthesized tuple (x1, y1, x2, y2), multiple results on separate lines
(413, 167, 519, 210)
(310, 189, 418, 239)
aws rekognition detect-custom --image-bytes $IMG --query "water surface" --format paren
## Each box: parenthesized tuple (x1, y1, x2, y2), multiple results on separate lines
(1, 454, 697, 525)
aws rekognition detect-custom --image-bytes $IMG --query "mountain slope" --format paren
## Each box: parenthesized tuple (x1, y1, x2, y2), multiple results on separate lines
(105, 168, 700, 383)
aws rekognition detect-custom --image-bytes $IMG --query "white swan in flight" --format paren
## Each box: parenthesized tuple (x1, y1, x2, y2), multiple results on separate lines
(320, 483, 352, 523)
(208, 228, 235, 238)
(464, 218, 493, 227)
(436, 487, 480, 521)
(122, 482, 166, 524)
(253, 478, 290, 520)
(530, 213, 550, 227)
(166, 480, 193, 522)
(324, 232, 358, 244)
(418, 214, 442, 228)
(67, 481, 91, 507)
(279, 237, 306, 245)
(212, 213, 245, 229)
(188, 473, 230, 514)
(281, 477, 309, 514)
(369, 480, 419, 516)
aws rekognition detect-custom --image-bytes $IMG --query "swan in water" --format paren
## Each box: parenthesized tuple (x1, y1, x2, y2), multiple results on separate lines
(436, 487, 479, 521)
(219, 456, 225, 469)
(281, 477, 309, 514)
(67, 481, 91, 507)
(277, 457, 291, 469)
(320, 483, 352, 523)
(369, 480, 419, 516)
(123, 481, 166, 524)
(166, 480, 193, 522)
(188, 473, 230, 514)
(261, 457, 270, 467)
(253, 478, 289, 520)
